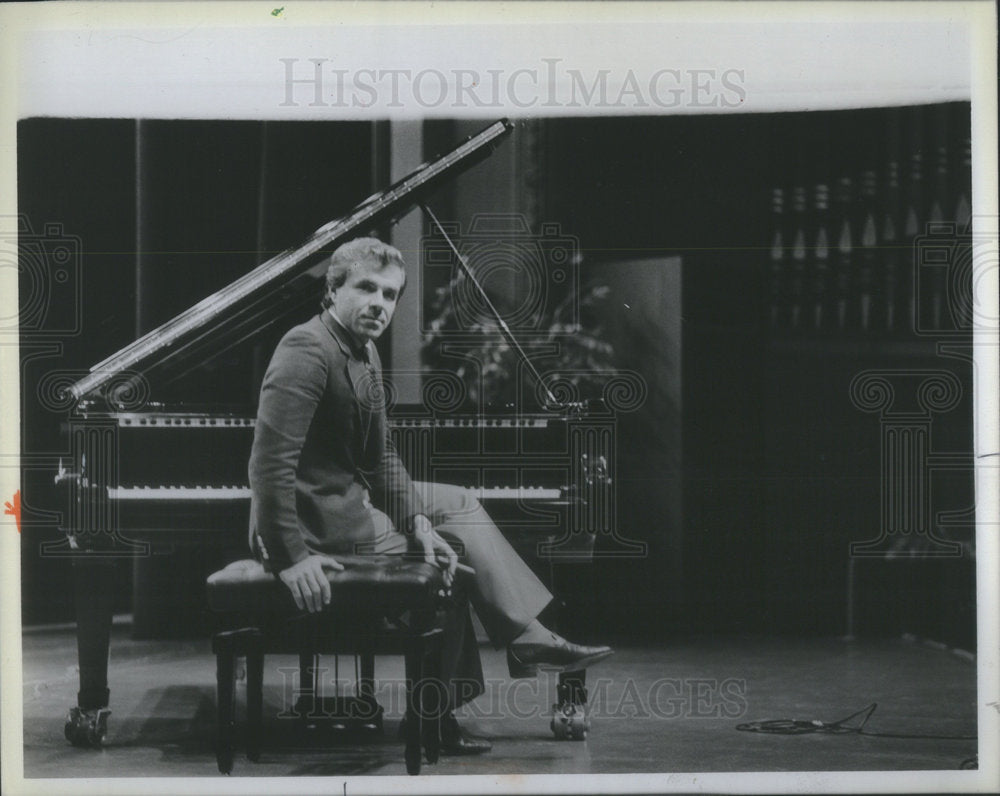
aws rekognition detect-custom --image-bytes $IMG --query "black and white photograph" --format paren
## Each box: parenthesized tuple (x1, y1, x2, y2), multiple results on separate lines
(1, 2, 997, 794)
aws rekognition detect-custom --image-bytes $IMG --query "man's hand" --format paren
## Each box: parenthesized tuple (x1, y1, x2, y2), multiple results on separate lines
(412, 514, 457, 588)
(279, 554, 344, 613)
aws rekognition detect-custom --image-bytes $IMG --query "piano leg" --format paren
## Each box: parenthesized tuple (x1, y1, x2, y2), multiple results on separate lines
(65, 553, 116, 748)
(551, 668, 589, 741)
(543, 560, 593, 740)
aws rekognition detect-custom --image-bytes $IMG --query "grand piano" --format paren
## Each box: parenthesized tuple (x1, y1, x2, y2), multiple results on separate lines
(54, 119, 619, 747)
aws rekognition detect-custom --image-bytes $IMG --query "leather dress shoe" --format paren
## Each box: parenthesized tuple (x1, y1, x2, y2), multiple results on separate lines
(440, 712, 492, 755)
(507, 636, 614, 677)
(398, 712, 492, 755)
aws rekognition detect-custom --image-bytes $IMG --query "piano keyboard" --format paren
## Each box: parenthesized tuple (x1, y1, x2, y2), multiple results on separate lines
(392, 418, 554, 429)
(475, 486, 562, 500)
(108, 413, 555, 429)
(114, 414, 255, 428)
(109, 485, 562, 501)
(110, 485, 250, 500)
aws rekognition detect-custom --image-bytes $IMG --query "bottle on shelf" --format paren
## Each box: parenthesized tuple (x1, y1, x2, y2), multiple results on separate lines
(880, 108, 904, 337)
(788, 183, 808, 333)
(856, 168, 879, 335)
(767, 186, 787, 331)
(925, 104, 950, 332)
(952, 103, 972, 229)
(809, 181, 832, 334)
(901, 105, 926, 336)
(832, 175, 854, 334)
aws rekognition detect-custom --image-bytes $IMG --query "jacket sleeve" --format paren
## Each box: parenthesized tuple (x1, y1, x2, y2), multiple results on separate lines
(248, 327, 326, 570)
(370, 432, 426, 534)
(367, 347, 426, 532)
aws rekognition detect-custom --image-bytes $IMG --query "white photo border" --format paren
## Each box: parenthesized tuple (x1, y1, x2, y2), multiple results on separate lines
(1, 2, 996, 794)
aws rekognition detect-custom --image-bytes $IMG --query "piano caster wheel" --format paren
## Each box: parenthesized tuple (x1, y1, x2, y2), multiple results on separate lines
(64, 706, 111, 749)
(550, 704, 588, 741)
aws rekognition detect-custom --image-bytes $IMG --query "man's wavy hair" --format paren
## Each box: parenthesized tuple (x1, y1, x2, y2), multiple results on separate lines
(321, 237, 407, 310)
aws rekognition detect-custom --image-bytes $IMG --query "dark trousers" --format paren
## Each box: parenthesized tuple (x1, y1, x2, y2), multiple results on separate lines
(367, 482, 553, 708)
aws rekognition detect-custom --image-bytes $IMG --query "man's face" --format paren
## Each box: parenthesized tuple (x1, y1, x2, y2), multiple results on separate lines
(327, 259, 405, 343)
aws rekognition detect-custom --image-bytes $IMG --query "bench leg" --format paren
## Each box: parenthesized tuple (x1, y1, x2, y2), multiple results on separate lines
(422, 637, 443, 765)
(296, 652, 320, 724)
(359, 652, 375, 698)
(359, 652, 376, 720)
(404, 647, 422, 775)
(214, 640, 236, 774)
(246, 633, 264, 762)
(355, 653, 382, 731)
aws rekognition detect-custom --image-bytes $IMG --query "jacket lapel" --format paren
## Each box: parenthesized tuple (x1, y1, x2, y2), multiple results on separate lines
(319, 311, 383, 464)
(320, 311, 363, 397)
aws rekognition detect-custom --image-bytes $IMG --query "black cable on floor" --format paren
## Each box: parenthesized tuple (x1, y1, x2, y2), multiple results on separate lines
(736, 702, 977, 741)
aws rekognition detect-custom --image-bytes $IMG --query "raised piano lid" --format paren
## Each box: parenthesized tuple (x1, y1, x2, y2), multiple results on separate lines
(64, 119, 514, 408)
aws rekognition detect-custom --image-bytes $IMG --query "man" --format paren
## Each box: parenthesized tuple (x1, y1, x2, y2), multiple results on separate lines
(248, 237, 612, 754)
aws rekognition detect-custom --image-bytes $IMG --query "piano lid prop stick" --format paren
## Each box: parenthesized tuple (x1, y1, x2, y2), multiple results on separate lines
(420, 202, 563, 410)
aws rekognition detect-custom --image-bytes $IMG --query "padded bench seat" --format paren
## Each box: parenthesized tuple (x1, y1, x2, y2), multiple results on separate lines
(206, 556, 444, 615)
(206, 556, 451, 775)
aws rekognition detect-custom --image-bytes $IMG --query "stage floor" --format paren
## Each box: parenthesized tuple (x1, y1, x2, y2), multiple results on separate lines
(20, 628, 977, 779)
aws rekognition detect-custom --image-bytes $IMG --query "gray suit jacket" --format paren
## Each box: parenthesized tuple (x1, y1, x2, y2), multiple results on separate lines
(248, 311, 423, 571)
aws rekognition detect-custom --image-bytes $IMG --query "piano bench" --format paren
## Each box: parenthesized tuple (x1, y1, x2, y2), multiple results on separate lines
(206, 557, 451, 776)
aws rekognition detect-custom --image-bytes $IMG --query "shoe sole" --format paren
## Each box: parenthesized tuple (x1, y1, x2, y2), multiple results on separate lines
(510, 648, 615, 677)
(539, 648, 615, 672)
